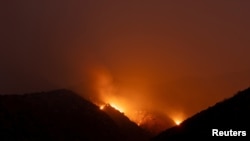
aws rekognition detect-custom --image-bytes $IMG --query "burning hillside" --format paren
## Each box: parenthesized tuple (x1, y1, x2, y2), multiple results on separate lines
(75, 65, 185, 135)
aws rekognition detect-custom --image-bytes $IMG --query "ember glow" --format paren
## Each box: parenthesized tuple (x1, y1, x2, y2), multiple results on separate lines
(109, 103, 124, 113)
(91, 66, 186, 131)
(171, 114, 185, 126)
(100, 103, 124, 114)
(174, 119, 182, 126)
(100, 105, 105, 110)
(99, 103, 124, 113)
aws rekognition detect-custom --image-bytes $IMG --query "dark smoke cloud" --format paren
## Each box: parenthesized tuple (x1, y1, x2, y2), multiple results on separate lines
(1, 0, 250, 118)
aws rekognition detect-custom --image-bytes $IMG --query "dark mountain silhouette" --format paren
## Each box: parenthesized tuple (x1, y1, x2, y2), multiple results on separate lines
(0, 89, 149, 141)
(152, 87, 250, 140)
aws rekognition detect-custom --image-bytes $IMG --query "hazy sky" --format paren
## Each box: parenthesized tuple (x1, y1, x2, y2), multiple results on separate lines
(1, 0, 250, 119)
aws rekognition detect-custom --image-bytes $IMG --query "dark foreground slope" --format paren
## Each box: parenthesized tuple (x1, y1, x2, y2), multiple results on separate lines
(102, 104, 150, 141)
(0, 90, 148, 141)
(153, 87, 250, 140)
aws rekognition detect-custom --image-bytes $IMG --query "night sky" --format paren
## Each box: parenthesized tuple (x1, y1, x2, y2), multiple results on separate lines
(1, 0, 250, 121)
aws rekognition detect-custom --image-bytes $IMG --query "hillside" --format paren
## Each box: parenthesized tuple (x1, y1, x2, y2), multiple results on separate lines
(0, 89, 149, 141)
(102, 104, 150, 141)
(152, 87, 250, 140)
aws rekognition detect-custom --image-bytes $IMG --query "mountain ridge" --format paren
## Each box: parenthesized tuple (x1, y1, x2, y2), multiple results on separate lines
(152, 87, 250, 140)
(0, 89, 149, 141)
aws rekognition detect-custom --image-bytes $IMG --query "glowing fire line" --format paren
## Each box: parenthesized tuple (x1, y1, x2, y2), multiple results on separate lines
(99, 103, 124, 113)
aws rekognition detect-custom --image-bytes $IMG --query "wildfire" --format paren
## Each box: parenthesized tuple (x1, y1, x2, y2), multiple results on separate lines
(100, 105, 105, 110)
(99, 102, 124, 113)
(110, 103, 124, 113)
(173, 119, 182, 125)
(171, 114, 185, 126)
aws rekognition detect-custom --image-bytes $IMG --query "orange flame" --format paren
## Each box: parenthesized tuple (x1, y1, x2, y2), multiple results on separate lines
(109, 103, 124, 113)
(171, 112, 185, 126)
(173, 119, 182, 125)
(100, 105, 105, 110)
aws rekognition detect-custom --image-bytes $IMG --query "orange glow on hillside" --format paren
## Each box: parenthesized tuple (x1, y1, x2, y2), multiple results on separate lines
(99, 103, 125, 113)
(100, 105, 105, 110)
(98, 100, 126, 114)
(171, 113, 185, 126)
(109, 103, 124, 113)
(174, 119, 182, 125)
